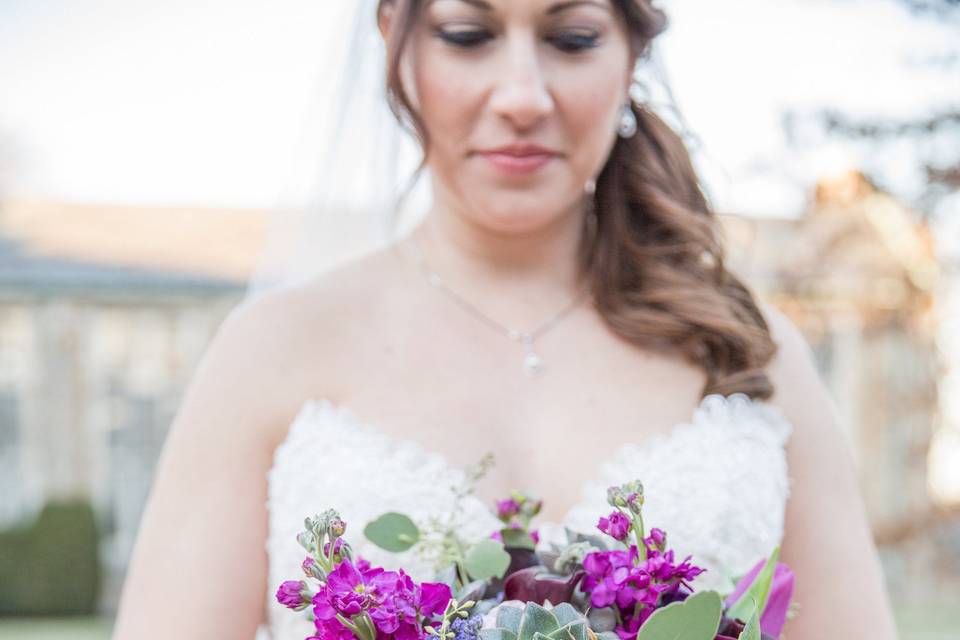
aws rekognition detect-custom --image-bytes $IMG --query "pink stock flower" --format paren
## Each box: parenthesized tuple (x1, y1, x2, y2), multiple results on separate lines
(312, 559, 383, 621)
(496, 498, 521, 520)
(597, 511, 632, 541)
(276, 580, 309, 610)
(581, 539, 706, 639)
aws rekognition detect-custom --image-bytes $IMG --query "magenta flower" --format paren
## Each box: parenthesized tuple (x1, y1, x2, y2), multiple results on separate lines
(496, 498, 521, 520)
(312, 559, 383, 622)
(646, 528, 666, 550)
(597, 511, 632, 541)
(366, 569, 452, 640)
(276, 580, 309, 610)
(725, 559, 795, 638)
(581, 539, 705, 639)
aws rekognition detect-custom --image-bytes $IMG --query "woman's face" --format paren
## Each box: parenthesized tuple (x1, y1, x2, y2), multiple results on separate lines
(394, 0, 635, 235)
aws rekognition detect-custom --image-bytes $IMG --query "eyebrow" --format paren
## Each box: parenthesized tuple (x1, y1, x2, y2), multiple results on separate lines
(546, 1, 611, 15)
(440, 0, 611, 14)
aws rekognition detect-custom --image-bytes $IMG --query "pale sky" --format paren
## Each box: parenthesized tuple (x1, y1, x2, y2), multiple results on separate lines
(0, 0, 957, 217)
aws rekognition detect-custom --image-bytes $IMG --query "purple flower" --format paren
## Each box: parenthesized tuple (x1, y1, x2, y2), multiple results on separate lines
(725, 559, 795, 638)
(302, 556, 324, 579)
(312, 559, 383, 622)
(597, 511, 632, 541)
(581, 540, 706, 638)
(496, 498, 521, 520)
(276, 580, 309, 610)
(451, 614, 483, 640)
(366, 569, 452, 640)
(419, 581, 453, 616)
(646, 528, 666, 550)
(312, 617, 355, 640)
(323, 537, 347, 562)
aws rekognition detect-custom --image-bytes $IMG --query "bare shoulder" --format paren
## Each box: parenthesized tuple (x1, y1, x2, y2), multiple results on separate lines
(757, 301, 844, 455)
(204, 247, 412, 433)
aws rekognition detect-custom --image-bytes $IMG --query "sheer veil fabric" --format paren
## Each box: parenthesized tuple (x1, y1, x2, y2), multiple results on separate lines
(243, 0, 700, 301)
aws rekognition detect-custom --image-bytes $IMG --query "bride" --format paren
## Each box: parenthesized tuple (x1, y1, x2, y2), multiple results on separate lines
(112, 0, 897, 638)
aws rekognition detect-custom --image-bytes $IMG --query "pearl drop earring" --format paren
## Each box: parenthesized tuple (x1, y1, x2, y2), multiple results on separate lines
(617, 103, 638, 138)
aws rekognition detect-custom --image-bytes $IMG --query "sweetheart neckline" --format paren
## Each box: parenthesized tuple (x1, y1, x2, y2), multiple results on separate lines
(280, 391, 780, 526)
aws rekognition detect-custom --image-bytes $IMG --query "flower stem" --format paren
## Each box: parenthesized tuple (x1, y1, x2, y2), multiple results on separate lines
(326, 536, 338, 568)
(631, 511, 646, 564)
(336, 614, 363, 638)
(359, 613, 377, 640)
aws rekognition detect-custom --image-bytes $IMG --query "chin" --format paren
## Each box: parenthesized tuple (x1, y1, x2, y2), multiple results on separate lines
(468, 199, 569, 236)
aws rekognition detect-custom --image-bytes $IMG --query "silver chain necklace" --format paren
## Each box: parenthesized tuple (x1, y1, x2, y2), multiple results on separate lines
(406, 233, 590, 377)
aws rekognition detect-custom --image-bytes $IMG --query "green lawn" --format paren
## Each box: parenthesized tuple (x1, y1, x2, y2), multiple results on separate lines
(0, 617, 113, 639)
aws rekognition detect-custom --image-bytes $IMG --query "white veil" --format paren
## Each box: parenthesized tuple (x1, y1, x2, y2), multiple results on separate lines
(243, 0, 701, 302)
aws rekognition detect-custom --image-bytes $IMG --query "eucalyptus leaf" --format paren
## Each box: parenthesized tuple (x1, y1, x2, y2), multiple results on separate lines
(465, 539, 512, 581)
(363, 512, 420, 552)
(481, 630, 517, 640)
(551, 603, 584, 627)
(636, 590, 723, 640)
(517, 603, 560, 640)
(727, 547, 779, 623)
(496, 604, 523, 634)
(553, 621, 588, 640)
(586, 607, 617, 633)
(596, 632, 620, 640)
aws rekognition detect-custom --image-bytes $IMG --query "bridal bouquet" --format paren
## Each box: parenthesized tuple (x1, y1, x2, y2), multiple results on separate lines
(276, 480, 794, 640)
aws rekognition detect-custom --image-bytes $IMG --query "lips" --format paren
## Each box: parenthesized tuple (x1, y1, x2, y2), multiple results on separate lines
(477, 144, 559, 176)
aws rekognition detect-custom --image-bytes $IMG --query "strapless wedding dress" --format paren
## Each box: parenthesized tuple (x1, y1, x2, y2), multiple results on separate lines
(257, 392, 793, 640)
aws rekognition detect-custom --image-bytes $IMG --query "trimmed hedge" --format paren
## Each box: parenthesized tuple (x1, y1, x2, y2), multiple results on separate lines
(0, 500, 101, 615)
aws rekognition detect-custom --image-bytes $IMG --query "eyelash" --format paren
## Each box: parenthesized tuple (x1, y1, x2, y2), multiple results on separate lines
(436, 29, 600, 53)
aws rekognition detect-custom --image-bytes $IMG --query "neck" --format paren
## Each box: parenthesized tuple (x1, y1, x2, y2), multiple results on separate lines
(403, 198, 591, 328)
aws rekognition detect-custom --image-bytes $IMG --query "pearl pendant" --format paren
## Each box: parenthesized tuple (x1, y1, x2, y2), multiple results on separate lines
(515, 332, 545, 377)
(523, 352, 545, 377)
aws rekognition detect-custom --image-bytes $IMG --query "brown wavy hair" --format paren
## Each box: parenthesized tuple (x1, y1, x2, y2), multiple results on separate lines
(378, 0, 777, 400)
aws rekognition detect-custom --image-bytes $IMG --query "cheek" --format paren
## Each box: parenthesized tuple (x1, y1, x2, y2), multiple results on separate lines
(553, 67, 625, 159)
(409, 48, 481, 153)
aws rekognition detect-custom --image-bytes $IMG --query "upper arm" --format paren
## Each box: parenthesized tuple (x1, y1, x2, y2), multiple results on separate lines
(761, 302, 898, 639)
(112, 292, 298, 639)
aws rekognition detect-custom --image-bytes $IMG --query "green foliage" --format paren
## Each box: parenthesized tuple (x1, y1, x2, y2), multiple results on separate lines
(635, 590, 723, 640)
(738, 605, 761, 640)
(0, 500, 101, 615)
(464, 539, 511, 581)
(363, 512, 420, 552)
(726, 546, 779, 623)
(500, 527, 536, 550)
(482, 603, 590, 640)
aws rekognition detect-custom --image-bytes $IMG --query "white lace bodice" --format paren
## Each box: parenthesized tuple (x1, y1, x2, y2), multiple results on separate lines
(259, 392, 793, 640)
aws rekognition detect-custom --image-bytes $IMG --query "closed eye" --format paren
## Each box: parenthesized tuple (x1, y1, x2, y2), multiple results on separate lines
(435, 29, 601, 53)
(548, 31, 600, 52)
(436, 28, 493, 48)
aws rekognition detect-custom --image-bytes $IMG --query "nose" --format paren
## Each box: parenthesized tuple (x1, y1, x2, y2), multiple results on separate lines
(488, 32, 555, 131)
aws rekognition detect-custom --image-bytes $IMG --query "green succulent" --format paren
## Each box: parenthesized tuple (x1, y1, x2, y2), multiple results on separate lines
(480, 602, 616, 640)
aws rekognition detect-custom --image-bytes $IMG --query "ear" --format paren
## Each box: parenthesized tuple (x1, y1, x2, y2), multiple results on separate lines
(624, 54, 639, 103)
(378, 1, 396, 42)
